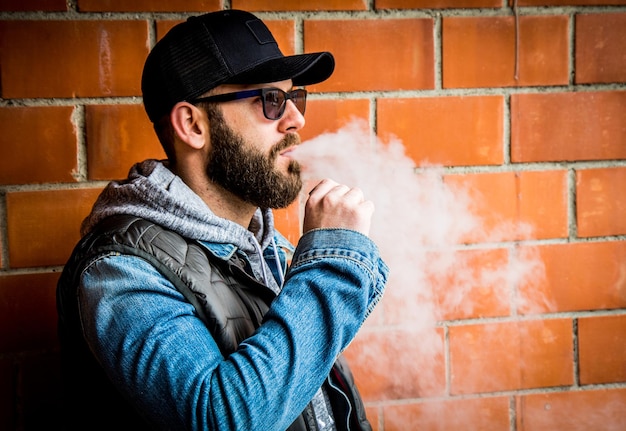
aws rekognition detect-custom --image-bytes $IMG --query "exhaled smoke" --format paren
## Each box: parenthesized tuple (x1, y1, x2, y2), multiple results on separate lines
(291, 120, 550, 400)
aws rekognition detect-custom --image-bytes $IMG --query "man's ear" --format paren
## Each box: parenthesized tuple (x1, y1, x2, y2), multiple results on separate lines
(169, 102, 207, 150)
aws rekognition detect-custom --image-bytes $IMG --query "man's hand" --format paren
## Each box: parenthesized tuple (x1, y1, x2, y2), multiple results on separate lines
(302, 179, 374, 236)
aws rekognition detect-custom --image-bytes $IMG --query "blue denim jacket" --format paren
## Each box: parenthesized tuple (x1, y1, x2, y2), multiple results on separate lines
(77, 227, 388, 430)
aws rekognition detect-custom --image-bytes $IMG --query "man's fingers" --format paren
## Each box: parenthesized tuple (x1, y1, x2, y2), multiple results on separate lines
(303, 179, 374, 236)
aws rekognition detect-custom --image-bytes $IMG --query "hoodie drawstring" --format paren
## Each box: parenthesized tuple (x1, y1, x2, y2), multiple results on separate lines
(271, 238, 285, 288)
(249, 236, 285, 294)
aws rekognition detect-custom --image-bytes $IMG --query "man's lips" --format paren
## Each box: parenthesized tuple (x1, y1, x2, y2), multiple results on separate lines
(279, 147, 296, 158)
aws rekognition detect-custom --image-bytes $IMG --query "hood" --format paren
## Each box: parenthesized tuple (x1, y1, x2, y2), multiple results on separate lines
(81, 160, 280, 287)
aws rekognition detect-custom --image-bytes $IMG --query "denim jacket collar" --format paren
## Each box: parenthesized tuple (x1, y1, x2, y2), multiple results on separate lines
(199, 231, 294, 292)
(200, 231, 294, 261)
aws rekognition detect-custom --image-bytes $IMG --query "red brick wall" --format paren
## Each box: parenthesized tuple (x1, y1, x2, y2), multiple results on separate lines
(1, 1, 625, 430)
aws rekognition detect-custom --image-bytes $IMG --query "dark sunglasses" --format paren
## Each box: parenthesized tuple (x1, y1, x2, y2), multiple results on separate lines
(189, 88, 307, 120)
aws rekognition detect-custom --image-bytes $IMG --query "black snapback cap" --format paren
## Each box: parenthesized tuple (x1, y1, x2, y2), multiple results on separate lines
(141, 9, 335, 122)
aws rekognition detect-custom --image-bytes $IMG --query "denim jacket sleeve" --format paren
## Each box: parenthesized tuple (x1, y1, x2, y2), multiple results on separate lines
(78, 228, 388, 431)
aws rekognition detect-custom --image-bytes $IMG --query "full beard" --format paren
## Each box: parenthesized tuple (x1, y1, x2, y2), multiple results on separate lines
(204, 105, 303, 209)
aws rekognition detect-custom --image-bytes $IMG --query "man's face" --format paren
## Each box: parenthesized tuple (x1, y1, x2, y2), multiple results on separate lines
(204, 103, 303, 209)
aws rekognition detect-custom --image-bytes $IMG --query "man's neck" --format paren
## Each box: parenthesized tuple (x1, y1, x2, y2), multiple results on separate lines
(201, 184, 258, 228)
(171, 163, 257, 228)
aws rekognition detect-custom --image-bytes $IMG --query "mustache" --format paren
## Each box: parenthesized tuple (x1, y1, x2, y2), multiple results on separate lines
(270, 133, 301, 159)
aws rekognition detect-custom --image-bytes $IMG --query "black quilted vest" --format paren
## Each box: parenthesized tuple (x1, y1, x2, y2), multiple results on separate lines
(57, 214, 370, 431)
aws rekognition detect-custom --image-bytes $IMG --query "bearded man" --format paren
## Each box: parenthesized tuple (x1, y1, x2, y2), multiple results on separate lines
(57, 10, 388, 431)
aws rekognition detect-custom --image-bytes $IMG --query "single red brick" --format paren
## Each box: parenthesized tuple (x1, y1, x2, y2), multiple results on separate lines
(78, 0, 220, 11)
(301, 99, 370, 142)
(0, 272, 59, 353)
(576, 13, 626, 84)
(384, 397, 510, 431)
(86, 104, 164, 180)
(344, 328, 446, 401)
(305, 19, 434, 92)
(517, 170, 569, 239)
(377, 96, 504, 167)
(518, 242, 626, 314)
(0, 0, 66, 11)
(0, 106, 78, 185)
(0, 20, 148, 98)
(450, 319, 573, 394)
(577, 168, 626, 237)
(511, 91, 626, 163)
(516, 388, 626, 430)
(232, 0, 367, 10)
(6, 188, 102, 268)
(578, 314, 626, 385)
(444, 170, 568, 242)
(443, 16, 569, 88)
(377, 0, 500, 7)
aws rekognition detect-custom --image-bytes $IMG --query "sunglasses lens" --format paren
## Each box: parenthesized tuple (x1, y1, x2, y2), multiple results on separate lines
(263, 90, 286, 120)
(291, 90, 307, 116)
(262, 89, 307, 120)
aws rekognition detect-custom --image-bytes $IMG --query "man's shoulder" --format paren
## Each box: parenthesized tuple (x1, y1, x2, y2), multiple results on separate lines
(90, 215, 190, 262)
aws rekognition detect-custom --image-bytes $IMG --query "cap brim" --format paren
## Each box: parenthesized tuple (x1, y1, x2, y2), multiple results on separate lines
(227, 51, 335, 87)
